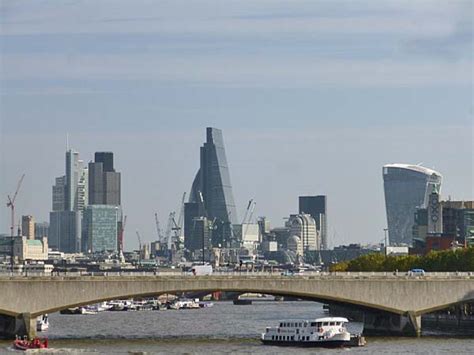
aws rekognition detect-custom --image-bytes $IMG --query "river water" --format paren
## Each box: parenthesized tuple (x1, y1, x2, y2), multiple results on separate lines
(1, 300, 473, 353)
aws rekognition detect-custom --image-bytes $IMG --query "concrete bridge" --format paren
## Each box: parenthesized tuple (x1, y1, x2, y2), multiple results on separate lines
(0, 272, 473, 338)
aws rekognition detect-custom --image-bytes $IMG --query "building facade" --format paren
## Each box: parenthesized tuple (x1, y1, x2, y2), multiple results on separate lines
(383, 164, 442, 246)
(186, 127, 238, 251)
(21, 215, 35, 240)
(48, 210, 81, 252)
(88, 152, 121, 206)
(299, 195, 328, 249)
(287, 213, 320, 253)
(83, 205, 119, 253)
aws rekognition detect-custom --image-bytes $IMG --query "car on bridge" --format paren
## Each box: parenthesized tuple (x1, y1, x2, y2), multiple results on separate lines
(407, 268, 426, 277)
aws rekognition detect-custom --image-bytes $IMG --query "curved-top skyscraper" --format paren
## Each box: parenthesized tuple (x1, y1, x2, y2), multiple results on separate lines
(383, 163, 442, 246)
(185, 127, 238, 251)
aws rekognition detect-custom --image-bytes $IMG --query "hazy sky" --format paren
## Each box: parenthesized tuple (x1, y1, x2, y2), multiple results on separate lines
(1, 0, 472, 250)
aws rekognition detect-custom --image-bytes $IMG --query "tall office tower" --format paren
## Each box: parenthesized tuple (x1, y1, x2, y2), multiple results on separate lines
(35, 222, 49, 240)
(88, 152, 121, 205)
(21, 215, 35, 240)
(65, 149, 81, 211)
(288, 214, 319, 254)
(299, 195, 328, 249)
(187, 127, 238, 249)
(52, 176, 66, 211)
(76, 163, 88, 211)
(83, 205, 119, 252)
(49, 149, 84, 252)
(49, 210, 81, 252)
(383, 164, 442, 246)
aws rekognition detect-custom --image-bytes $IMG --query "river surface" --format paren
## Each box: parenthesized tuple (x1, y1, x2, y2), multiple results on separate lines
(1, 300, 473, 354)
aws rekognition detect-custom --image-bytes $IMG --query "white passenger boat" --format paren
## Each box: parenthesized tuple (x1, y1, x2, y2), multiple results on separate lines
(36, 314, 49, 331)
(261, 317, 361, 348)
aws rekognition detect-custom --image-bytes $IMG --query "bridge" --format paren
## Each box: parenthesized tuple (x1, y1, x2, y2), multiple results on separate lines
(0, 272, 473, 339)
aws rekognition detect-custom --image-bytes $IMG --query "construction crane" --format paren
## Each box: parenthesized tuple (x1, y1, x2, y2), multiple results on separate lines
(241, 199, 254, 225)
(154, 213, 163, 242)
(165, 212, 175, 250)
(6, 174, 25, 237)
(171, 192, 186, 247)
(118, 215, 127, 252)
(135, 230, 143, 265)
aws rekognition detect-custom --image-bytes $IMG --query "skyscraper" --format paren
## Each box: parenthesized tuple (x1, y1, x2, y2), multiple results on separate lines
(84, 152, 121, 252)
(383, 164, 442, 246)
(83, 205, 119, 252)
(299, 195, 328, 250)
(49, 149, 84, 252)
(186, 127, 238, 250)
(21, 215, 35, 240)
(88, 152, 121, 205)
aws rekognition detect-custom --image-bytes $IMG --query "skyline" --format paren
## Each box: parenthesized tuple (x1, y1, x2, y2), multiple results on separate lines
(1, 0, 472, 249)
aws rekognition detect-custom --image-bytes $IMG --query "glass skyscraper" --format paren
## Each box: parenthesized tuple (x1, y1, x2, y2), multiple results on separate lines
(187, 127, 238, 250)
(84, 205, 118, 252)
(383, 164, 442, 246)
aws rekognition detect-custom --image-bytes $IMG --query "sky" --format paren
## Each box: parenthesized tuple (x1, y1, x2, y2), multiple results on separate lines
(0, 0, 472, 250)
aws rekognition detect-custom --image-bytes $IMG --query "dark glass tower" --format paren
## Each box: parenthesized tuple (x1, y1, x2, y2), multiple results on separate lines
(186, 128, 238, 250)
(299, 195, 327, 250)
(88, 152, 121, 205)
(383, 164, 442, 246)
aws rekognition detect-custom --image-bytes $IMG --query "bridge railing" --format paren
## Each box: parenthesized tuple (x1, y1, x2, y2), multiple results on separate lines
(0, 270, 473, 278)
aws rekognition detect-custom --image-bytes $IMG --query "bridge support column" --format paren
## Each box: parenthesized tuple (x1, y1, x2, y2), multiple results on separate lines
(407, 312, 421, 337)
(0, 313, 36, 340)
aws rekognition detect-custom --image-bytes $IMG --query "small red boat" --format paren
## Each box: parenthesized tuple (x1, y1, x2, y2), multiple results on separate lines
(13, 337, 48, 351)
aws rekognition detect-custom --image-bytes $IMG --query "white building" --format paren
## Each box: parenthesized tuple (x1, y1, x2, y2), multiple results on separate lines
(288, 214, 320, 251)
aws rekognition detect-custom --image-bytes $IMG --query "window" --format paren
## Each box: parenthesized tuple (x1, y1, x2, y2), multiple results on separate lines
(323, 322, 329, 326)
(279, 323, 283, 327)
(310, 322, 316, 326)
(330, 322, 335, 326)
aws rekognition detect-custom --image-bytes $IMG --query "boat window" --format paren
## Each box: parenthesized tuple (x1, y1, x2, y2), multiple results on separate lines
(323, 322, 329, 326)
(310, 322, 316, 326)
(330, 322, 336, 326)
(316, 322, 321, 327)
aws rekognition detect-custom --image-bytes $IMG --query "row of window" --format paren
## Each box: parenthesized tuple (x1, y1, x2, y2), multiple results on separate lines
(279, 321, 343, 328)
(271, 335, 311, 341)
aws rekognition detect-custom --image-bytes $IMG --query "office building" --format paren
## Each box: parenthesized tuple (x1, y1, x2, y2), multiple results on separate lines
(65, 149, 81, 211)
(35, 222, 49, 240)
(186, 127, 238, 250)
(88, 152, 121, 206)
(13, 237, 48, 262)
(49, 148, 87, 253)
(287, 213, 320, 253)
(21, 215, 35, 240)
(83, 205, 119, 252)
(49, 210, 81, 252)
(299, 195, 328, 249)
(383, 164, 442, 246)
(52, 176, 66, 211)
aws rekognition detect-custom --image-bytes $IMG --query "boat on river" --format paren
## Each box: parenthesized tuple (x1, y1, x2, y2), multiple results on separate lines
(36, 314, 49, 331)
(13, 337, 48, 351)
(261, 317, 365, 348)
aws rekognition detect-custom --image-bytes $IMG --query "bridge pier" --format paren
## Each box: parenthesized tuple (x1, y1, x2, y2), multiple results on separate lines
(0, 313, 36, 340)
(407, 312, 422, 337)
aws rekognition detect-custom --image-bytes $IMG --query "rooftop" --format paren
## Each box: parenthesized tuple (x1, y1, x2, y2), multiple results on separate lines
(383, 163, 442, 177)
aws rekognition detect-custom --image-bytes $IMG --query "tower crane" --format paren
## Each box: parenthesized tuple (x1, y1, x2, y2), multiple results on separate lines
(154, 213, 163, 242)
(171, 192, 186, 248)
(118, 215, 127, 252)
(135, 230, 143, 264)
(6, 174, 25, 237)
(165, 212, 175, 250)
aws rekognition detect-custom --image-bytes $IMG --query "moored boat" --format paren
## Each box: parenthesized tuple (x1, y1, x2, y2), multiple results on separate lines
(36, 314, 49, 331)
(261, 317, 365, 348)
(13, 337, 48, 351)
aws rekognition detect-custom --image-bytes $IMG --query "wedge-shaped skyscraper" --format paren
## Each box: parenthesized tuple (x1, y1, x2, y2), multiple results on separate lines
(383, 164, 442, 246)
(185, 127, 238, 251)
